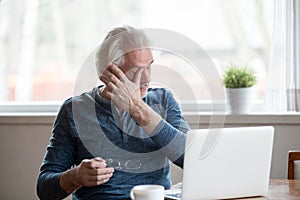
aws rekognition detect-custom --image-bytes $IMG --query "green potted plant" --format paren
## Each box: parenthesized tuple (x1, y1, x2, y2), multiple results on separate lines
(222, 65, 257, 114)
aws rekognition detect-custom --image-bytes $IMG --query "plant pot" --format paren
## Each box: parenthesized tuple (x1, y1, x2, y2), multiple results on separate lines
(225, 87, 253, 114)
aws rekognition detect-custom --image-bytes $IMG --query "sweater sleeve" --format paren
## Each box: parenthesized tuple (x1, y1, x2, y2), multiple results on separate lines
(36, 101, 76, 200)
(149, 89, 190, 168)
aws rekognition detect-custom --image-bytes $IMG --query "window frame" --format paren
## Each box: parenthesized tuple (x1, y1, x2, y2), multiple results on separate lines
(0, 100, 266, 114)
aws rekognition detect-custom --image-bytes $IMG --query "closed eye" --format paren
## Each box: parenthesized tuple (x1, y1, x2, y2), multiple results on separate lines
(128, 69, 139, 75)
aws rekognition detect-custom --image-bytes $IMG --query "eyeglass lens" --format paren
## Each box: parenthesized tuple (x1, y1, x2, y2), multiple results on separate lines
(105, 159, 142, 170)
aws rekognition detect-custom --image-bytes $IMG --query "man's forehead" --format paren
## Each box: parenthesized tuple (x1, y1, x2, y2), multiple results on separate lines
(130, 60, 154, 69)
(124, 49, 153, 66)
(125, 49, 152, 58)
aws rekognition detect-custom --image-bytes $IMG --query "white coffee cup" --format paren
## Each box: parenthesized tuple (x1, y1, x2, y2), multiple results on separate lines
(130, 184, 164, 200)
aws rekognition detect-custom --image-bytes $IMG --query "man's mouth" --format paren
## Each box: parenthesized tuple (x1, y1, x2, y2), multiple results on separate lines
(140, 82, 149, 89)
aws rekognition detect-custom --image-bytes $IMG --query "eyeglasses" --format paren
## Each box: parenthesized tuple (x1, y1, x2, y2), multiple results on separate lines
(105, 158, 142, 170)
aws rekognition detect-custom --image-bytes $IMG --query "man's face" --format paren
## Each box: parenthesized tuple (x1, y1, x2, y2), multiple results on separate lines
(119, 49, 153, 98)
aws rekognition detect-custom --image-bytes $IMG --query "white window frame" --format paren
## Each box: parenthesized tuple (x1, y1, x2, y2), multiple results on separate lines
(0, 100, 267, 115)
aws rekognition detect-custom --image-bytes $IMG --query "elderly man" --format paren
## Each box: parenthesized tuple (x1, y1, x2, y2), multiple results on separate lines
(37, 26, 190, 200)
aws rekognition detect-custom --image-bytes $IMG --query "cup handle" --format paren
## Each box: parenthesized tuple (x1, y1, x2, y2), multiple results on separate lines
(130, 188, 135, 200)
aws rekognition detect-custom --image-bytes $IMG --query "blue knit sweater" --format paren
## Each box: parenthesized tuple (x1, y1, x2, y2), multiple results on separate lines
(37, 86, 189, 200)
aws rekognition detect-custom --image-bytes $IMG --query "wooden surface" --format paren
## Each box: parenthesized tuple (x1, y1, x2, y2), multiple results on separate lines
(165, 179, 300, 200)
(266, 179, 300, 199)
(228, 179, 300, 200)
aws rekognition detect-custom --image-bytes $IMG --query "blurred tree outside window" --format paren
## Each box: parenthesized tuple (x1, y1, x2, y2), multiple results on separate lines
(0, 0, 273, 108)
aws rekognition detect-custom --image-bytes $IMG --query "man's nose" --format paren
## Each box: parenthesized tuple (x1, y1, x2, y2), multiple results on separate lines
(141, 68, 150, 80)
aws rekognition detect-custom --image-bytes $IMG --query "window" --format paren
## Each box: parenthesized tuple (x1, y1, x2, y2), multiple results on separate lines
(0, 0, 273, 112)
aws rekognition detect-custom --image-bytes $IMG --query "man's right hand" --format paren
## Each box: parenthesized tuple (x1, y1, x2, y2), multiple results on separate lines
(60, 157, 114, 194)
(100, 63, 142, 112)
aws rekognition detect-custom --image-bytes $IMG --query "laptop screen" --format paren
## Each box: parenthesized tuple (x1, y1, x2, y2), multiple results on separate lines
(165, 126, 274, 200)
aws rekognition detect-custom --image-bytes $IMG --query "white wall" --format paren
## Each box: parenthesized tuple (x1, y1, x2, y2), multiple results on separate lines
(0, 114, 299, 200)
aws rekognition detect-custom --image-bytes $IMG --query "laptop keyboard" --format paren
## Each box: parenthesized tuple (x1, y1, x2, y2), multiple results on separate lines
(167, 192, 182, 198)
(165, 182, 183, 199)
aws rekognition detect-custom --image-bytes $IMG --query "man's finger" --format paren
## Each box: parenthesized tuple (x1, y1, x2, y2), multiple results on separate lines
(99, 74, 110, 85)
(91, 167, 114, 176)
(82, 158, 106, 169)
(110, 63, 127, 81)
(94, 157, 105, 162)
(90, 160, 107, 169)
(101, 68, 120, 85)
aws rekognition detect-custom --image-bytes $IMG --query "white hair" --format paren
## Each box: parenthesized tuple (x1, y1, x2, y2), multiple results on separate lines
(95, 26, 150, 76)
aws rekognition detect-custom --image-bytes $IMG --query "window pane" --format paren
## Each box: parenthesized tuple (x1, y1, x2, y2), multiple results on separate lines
(0, 0, 273, 103)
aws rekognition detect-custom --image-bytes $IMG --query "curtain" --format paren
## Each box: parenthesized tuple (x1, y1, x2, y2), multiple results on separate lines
(265, 0, 300, 112)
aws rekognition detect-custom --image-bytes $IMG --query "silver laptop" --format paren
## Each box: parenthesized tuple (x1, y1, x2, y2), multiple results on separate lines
(165, 126, 274, 200)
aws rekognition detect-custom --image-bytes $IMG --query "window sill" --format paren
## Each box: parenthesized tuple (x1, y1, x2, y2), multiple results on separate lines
(184, 112, 300, 125)
(0, 112, 299, 125)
